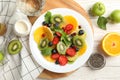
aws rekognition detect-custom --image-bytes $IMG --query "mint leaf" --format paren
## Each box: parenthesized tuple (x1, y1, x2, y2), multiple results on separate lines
(41, 47, 52, 56)
(45, 11, 52, 23)
(97, 16, 108, 30)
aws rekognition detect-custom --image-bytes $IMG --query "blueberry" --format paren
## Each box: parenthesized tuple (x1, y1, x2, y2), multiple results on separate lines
(70, 44, 74, 47)
(78, 30, 84, 35)
(52, 49, 57, 53)
(47, 23, 52, 27)
(55, 60, 59, 64)
(48, 42, 53, 47)
(54, 23, 59, 27)
(42, 21, 48, 26)
(76, 47, 79, 52)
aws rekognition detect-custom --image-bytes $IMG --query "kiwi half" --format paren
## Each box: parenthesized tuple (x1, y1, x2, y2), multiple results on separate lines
(8, 40, 22, 55)
(57, 41, 67, 54)
(50, 14, 63, 24)
(38, 38, 49, 50)
(73, 35, 85, 48)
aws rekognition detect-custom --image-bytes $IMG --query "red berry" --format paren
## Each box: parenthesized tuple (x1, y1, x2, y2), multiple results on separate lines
(66, 30, 71, 34)
(58, 55, 68, 66)
(65, 24, 73, 31)
(56, 32, 62, 37)
(51, 53, 60, 60)
(42, 33, 46, 37)
(52, 37, 60, 45)
(66, 48, 76, 57)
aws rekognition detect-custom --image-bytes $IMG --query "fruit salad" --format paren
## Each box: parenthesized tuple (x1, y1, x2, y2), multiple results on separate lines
(34, 11, 87, 66)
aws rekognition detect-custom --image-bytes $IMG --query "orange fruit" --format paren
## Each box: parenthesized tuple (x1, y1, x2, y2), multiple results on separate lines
(77, 43, 87, 56)
(61, 15, 78, 33)
(34, 26, 53, 44)
(102, 32, 120, 56)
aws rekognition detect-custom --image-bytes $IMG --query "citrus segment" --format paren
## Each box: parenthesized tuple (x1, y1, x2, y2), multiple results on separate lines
(102, 32, 120, 56)
(61, 15, 78, 32)
(34, 26, 53, 44)
(34, 27, 44, 44)
(77, 44, 87, 56)
(44, 56, 55, 62)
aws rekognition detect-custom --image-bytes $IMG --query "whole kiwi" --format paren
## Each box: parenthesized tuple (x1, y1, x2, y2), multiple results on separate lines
(0, 23, 7, 36)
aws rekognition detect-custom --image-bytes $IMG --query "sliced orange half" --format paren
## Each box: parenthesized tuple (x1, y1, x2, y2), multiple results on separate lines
(102, 32, 120, 56)
(34, 26, 53, 44)
(61, 15, 78, 33)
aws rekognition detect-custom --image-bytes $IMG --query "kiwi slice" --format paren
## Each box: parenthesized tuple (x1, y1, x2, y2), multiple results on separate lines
(0, 23, 7, 36)
(8, 40, 22, 55)
(57, 41, 67, 54)
(38, 38, 49, 50)
(73, 35, 85, 48)
(50, 14, 63, 24)
(67, 53, 79, 62)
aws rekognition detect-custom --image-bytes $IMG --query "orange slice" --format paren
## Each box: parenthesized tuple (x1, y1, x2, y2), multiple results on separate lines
(61, 15, 78, 32)
(77, 43, 87, 56)
(34, 26, 53, 44)
(102, 32, 120, 56)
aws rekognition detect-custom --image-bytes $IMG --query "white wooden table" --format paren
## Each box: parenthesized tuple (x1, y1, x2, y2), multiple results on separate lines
(0, 0, 120, 80)
(57, 0, 120, 80)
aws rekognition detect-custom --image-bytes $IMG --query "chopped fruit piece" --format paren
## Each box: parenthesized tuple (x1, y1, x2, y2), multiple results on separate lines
(47, 23, 52, 27)
(42, 33, 46, 37)
(48, 41, 53, 47)
(55, 60, 59, 64)
(78, 30, 84, 35)
(42, 21, 48, 26)
(65, 24, 73, 31)
(66, 48, 76, 57)
(34, 26, 53, 44)
(62, 15, 78, 33)
(52, 49, 57, 53)
(71, 33, 76, 37)
(102, 32, 120, 56)
(56, 32, 62, 37)
(78, 25, 81, 29)
(52, 37, 60, 45)
(58, 55, 68, 66)
(51, 53, 60, 60)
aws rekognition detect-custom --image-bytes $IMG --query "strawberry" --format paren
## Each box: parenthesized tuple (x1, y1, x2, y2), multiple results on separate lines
(64, 24, 73, 34)
(65, 24, 73, 31)
(52, 37, 60, 45)
(66, 48, 76, 57)
(55, 32, 62, 37)
(51, 53, 60, 60)
(58, 55, 68, 66)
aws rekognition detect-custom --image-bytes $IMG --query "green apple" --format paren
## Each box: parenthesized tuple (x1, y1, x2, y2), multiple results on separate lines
(0, 51, 4, 62)
(109, 10, 120, 23)
(91, 2, 105, 16)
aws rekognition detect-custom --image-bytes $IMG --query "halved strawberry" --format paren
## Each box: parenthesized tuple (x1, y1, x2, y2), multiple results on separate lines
(58, 55, 68, 66)
(51, 53, 60, 60)
(65, 24, 73, 31)
(66, 48, 76, 57)
(52, 37, 60, 45)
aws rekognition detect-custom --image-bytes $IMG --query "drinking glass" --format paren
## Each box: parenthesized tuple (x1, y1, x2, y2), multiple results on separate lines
(16, 0, 46, 16)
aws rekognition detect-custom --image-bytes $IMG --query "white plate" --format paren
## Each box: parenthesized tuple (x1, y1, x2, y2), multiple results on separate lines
(29, 8, 94, 73)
